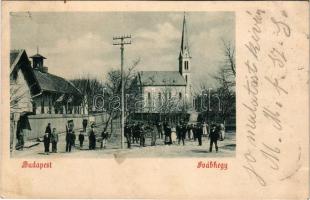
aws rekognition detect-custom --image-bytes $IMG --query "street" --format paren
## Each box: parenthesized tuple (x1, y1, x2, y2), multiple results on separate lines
(12, 124, 236, 158)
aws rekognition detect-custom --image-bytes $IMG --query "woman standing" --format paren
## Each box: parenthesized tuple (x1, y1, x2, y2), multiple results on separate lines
(171, 126, 177, 144)
(51, 128, 58, 153)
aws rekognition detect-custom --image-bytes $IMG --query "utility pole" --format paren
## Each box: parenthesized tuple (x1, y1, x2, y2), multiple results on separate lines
(113, 35, 131, 149)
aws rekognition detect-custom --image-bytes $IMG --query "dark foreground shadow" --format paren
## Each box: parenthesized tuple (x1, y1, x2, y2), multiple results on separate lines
(221, 144, 236, 150)
(191, 150, 209, 153)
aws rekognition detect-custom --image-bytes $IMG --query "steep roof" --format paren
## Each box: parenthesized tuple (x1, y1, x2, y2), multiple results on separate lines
(179, 14, 191, 59)
(138, 71, 187, 86)
(33, 70, 81, 95)
(10, 49, 23, 67)
(10, 49, 42, 96)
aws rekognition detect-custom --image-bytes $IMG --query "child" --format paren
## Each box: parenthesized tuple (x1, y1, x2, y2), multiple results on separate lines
(79, 131, 85, 148)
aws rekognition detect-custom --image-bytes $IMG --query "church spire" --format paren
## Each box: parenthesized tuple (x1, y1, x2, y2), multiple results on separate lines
(179, 13, 190, 59)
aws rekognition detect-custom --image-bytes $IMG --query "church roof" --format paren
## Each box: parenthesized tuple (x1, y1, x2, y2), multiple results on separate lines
(138, 71, 187, 86)
(33, 70, 81, 95)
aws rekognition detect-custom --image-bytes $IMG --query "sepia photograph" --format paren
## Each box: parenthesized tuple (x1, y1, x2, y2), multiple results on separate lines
(1, 1, 309, 199)
(10, 11, 235, 158)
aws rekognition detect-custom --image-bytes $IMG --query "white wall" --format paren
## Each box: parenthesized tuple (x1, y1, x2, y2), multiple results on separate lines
(142, 85, 186, 112)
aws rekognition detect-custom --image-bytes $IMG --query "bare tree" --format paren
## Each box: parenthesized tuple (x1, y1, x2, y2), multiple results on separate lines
(10, 83, 32, 113)
(214, 39, 236, 124)
(195, 39, 236, 125)
(222, 39, 236, 77)
(102, 58, 140, 133)
(71, 75, 105, 114)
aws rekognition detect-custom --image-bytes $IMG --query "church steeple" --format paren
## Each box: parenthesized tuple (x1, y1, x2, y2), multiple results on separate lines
(178, 13, 192, 108)
(179, 13, 191, 60)
(179, 13, 191, 82)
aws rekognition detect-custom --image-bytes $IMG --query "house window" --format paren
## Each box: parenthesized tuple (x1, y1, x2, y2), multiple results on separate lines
(179, 92, 182, 100)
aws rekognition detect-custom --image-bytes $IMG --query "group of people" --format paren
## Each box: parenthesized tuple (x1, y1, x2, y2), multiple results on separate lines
(43, 123, 59, 155)
(123, 120, 225, 152)
(87, 123, 109, 150)
(161, 122, 204, 146)
(124, 122, 147, 148)
(41, 119, 225, 154)
(42, 120, 111, 154)
(161, 121, 224, 152)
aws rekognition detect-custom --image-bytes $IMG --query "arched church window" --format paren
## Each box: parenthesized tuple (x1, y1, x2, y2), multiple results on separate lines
(158, 92, 162, 105)
(184, 61, 189, 70)
(185, 75, 188, 83)
(148, 92, 151, 100)
(148, 92, 151, 107)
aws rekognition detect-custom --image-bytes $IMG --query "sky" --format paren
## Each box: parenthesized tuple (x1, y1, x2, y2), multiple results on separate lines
(11, 12, 235, 91)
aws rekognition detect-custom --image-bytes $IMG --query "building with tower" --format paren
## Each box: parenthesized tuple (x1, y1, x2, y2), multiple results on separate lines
(130, 14, 193, 120)
(10, 49, 86, 115)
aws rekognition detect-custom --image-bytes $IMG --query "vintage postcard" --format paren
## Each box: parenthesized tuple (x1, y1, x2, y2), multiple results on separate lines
(0, 1, 309, 199)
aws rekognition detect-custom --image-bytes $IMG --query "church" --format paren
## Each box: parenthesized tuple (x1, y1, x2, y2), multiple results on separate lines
(130, 14, 193, 119)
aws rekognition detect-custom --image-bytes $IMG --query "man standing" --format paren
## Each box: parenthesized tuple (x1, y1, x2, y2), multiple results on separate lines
(66, 126, 74, 152)
(43, 132, 50, 155)
(82, 119, 88, 132)
(209, 124, 219, 152)
(176, 123, 181, 144)
(133, 123, 139, 144)
(179, 124, 186, 146)
(156, 122, 163, 139)
(139, 123, 146, 147)
(124, 123, 132, 149)
(51, 128, 58, 153)
(196, 123, 203, 146)
(88, 124, 96, 150)
(45, 123, 52, 138)
(164, 124, 172, 145)
(151, 124, 157, 146)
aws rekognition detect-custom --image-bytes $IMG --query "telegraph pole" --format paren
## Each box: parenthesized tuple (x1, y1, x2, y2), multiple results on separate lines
(113, 35, 131, 149)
